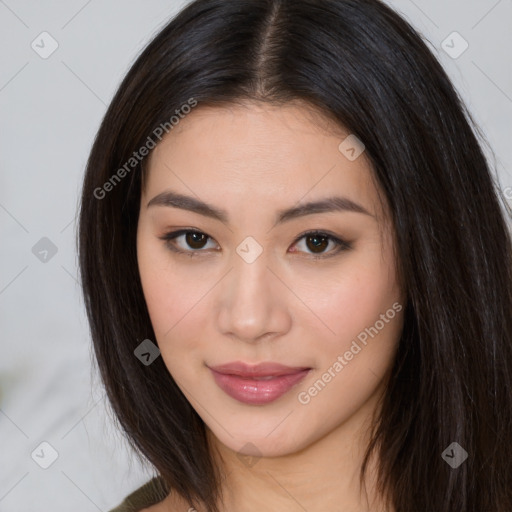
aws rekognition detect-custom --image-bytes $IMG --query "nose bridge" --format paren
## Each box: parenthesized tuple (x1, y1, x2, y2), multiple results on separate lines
(231, 234, 273, 300)
(216, 243, 289, 341)
(233, 248, 271, 300)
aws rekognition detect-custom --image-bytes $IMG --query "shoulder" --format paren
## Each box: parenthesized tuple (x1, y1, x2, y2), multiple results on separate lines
(108, 476, 170, 512)
(139, 494, 188, 512)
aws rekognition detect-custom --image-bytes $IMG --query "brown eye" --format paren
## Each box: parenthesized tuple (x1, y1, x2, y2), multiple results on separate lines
(185, 232, 208, 249)
(291, 231, 351, 259)
(305, 234, 330, 253)
(160, 230, 218, 256)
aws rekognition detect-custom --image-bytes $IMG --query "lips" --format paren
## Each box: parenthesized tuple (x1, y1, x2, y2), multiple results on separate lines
(208, 361, 311, 405)
(208, 361, 311, 378)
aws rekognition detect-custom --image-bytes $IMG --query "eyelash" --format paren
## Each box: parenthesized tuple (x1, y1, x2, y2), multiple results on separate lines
(158, 229, 351, 260)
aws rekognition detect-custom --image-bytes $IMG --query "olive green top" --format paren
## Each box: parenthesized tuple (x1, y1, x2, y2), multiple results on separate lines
(108, 476, 169, 512)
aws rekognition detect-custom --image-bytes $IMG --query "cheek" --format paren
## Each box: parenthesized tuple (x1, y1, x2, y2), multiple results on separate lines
(137, 230, 191, 340)
(297, 272, 402, 427)
(302, 251, 400, 347)
(137, 231, 212, 381)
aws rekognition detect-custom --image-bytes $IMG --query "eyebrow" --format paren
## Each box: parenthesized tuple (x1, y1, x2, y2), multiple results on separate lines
(147, 190, 372, 225)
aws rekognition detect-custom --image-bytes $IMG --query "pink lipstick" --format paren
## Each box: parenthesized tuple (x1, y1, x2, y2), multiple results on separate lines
(208, 361, 311, 405)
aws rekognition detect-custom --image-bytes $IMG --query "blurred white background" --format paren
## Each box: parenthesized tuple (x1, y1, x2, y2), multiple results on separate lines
(0, 0, 511, 510)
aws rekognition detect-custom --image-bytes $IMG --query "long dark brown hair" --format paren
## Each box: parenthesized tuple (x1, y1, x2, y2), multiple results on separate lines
(78, 0, 512, 510)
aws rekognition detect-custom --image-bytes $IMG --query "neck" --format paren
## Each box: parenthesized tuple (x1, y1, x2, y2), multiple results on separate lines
(200, 384, 392, 512)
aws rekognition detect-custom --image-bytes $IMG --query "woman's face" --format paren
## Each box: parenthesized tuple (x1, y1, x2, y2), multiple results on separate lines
(137, 101, 404, 458)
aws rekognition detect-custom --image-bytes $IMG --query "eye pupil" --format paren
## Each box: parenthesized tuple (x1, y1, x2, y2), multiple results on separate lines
(306, 234, 328, 253)
(186, 232, 207, 249)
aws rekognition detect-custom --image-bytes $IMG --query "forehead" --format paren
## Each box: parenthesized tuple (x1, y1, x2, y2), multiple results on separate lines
(144, 101, 386, 221)
(150, 100, 350, 164)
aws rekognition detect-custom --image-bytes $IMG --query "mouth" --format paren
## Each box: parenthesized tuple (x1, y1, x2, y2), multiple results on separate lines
(208, 361, 311, 405)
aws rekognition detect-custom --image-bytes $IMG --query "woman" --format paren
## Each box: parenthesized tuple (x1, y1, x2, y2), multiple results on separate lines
(78, 0, 512, 511)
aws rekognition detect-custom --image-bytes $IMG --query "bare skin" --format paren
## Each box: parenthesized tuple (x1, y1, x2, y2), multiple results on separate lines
(136, 100, 404, 512)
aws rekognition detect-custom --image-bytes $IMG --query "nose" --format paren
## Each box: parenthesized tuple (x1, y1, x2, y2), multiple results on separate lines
(216, 250, 292, 343)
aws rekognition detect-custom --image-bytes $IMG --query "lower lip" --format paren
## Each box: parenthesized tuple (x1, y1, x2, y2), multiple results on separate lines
(209, 369, 310, 405)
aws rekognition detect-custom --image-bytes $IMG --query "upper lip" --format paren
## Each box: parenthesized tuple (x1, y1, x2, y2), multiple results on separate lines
(208, 361, 311, 378)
